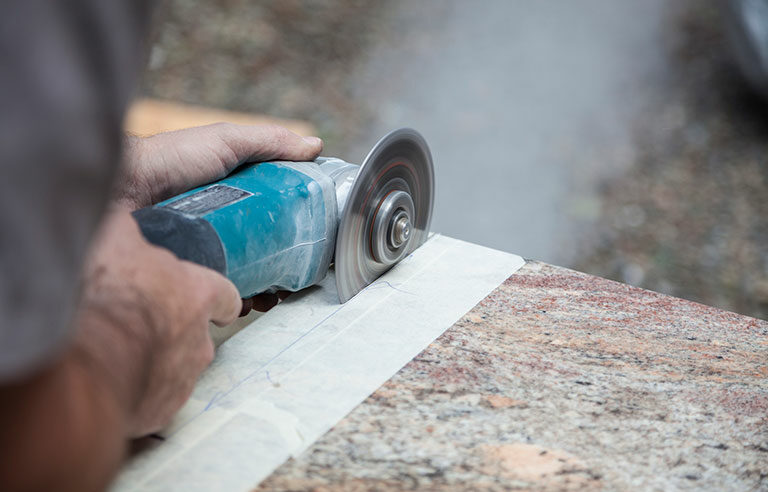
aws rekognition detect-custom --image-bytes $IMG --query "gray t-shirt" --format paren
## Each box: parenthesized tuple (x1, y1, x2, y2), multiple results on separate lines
(0, 1, 151, 380)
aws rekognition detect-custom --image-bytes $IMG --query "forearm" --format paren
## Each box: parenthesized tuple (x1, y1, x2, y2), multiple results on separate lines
(114, 135, 151, 210)
(0, 278, 156, 491)
(0, 353, 128, 492)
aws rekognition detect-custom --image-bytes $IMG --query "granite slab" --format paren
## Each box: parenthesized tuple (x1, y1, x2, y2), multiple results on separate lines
(256, 261, 768, 491)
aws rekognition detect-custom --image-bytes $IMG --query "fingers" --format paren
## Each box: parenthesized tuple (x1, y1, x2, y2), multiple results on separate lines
(239, 289, 294, 316)
(124, 123, 323, 208)
(220, 124, 323, 165)
(240, 294, 280, 315)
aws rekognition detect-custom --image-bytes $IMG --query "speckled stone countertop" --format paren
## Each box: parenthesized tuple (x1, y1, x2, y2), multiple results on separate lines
(256, 261, 768, 491)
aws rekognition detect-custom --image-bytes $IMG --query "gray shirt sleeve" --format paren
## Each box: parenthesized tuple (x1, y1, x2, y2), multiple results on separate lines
(0, 0, 151, 380)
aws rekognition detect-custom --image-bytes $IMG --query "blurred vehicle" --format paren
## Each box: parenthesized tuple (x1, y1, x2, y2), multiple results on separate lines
(727, 0, 768, 98)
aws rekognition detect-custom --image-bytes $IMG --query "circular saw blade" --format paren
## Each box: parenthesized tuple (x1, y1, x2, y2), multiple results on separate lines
(335, 128, 435, 302)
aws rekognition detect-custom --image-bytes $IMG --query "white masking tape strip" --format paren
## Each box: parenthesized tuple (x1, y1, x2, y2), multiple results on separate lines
(112, 235, 525, 491)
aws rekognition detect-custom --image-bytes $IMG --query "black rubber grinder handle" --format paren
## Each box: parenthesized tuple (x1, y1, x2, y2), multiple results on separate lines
(132, 207, 227, 275)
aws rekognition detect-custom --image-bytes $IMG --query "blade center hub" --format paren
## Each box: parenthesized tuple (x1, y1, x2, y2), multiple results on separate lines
(390, 213, 411, 248)
(370, 190, 414, 265)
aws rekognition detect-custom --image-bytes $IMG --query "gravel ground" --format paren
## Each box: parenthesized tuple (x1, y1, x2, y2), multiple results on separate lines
(142, 0, 767, 320)
(142, 0, 388, 150)
(571, 3, 768, 319)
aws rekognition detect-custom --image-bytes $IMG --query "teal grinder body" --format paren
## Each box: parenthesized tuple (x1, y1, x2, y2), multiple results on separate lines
(133, 158, 355, 298)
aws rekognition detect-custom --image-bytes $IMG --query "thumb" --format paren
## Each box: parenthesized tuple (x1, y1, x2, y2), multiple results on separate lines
(184, 262, 242, 326)
(222, 124, 323, 164)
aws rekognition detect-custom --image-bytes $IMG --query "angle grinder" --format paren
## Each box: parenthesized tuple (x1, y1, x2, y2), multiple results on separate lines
(132, 128, 434, 303)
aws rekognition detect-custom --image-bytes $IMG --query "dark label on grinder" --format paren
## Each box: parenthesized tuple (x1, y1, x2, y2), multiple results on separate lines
(164, 185, 252, 216)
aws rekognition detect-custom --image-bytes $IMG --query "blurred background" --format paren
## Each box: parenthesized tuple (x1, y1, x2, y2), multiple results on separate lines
(138, 0, 767, 319)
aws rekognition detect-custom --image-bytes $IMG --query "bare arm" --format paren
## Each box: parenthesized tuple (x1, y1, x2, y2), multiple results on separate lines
(0, 353, 127, 492)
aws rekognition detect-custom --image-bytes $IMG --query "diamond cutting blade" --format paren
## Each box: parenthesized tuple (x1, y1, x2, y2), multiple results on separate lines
(335, 128, 434, 302)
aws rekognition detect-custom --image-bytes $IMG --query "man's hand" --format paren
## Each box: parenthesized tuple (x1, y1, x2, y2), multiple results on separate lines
(76, 206, 242, 436)
(0, 206, 241, 491)
(116, 123, 323, 209)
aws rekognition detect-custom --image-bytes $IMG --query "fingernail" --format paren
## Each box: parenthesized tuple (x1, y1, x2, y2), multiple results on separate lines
(303, 136, 322, 146)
